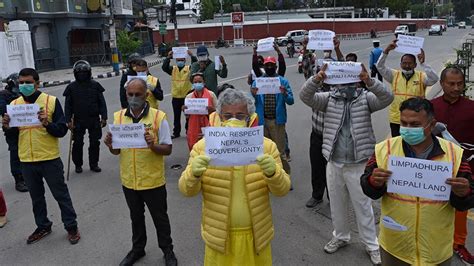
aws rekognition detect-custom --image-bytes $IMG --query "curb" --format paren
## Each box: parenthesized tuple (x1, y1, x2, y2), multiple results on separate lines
(41, 58, 164, 88)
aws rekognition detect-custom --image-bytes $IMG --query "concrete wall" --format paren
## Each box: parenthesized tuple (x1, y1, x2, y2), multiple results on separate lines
(0, 20, 35, 78)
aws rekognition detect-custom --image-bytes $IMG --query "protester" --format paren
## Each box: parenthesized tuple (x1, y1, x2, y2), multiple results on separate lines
(376, 40, 439, 137)
(369, 40, 383, 81)
(2, 68, 80, 245)
(104, 78, 177, 266)
(0, 73, 28, 192)
(345, 53, 358, 62)
(179, 89, 291, 265)
(190, 45, 228, 94)
(63, 60, 107, 173)
(0, 189, 6, 228)
(125, 59, 163, 110)
(162, 49, 197, 139)
(361, 97, 474, 265)
(300, 63, 394, 264)
(183, 73, 217, 150)
(249, 43, 286, 85)
(251, 56, 294, 180)
(431, 67, 474, 264)
(120, 53, 141, 109)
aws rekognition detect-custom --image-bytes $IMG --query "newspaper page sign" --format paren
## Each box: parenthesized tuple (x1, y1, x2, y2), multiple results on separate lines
(256, 37, 275, 52)
(255, 77, 281, 95)
(172, 47, 189, 59)
(184, 98, 209, 115)
(387, 155, 453, 201)
(109, 123, 148, 149)
(307, 30, 335, 50)
(395, 35, 424, 56)
(204, 126, 264, 166)
(323, 61, 362, 85)
(6, 104, 41, 127)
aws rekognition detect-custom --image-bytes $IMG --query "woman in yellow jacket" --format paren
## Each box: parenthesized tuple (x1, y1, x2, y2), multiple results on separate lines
(179, 89, 291, 266)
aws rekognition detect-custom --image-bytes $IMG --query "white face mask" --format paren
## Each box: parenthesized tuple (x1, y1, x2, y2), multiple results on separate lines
(136, 71, 147, 76)
(401, 69, 414, 76)
(198, 55, 208, 62)
(324, 52, 331, 58)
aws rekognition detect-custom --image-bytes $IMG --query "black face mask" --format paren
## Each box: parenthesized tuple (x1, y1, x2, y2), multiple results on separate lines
(75, 72, 90, 82)
(264, 67, 276, 76)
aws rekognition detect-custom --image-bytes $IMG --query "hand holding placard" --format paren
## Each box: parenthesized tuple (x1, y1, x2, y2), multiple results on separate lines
(323, 61, 362, 85)
(255, 77, 281, 94)
(172, 47, 189, 59)
(307, 30, 335, 50)
(257, 37, 275, 52)
(109, 123, 148, 149)
(6, 104, 41, 127)
(395, 35, 424, 56)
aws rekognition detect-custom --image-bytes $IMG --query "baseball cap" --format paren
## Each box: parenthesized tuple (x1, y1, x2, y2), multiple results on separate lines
(196, 45, 208, 56)
(263, 56, 277, 65)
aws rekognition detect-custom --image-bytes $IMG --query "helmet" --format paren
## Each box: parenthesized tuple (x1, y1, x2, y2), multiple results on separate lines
(5, 73, 19, 93)
(128, 53, 141, 65)
(73, 60, 92, 80)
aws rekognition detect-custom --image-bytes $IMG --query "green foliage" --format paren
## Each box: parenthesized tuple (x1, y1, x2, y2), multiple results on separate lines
(453, 0, 470, 21)
(116, 30, 143, 63)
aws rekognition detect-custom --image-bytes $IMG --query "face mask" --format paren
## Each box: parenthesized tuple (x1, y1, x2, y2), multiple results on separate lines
(198, 55, 208, 62)
(192, 83, 204, 91)
(401, 69, 414, 76)
(399, 126, 426, 145)
(324, 52, 331, 58)
(127, 96, 146, 110)
(136, 71, 147, 76)
(264, 67, 276, 76)
(339, 85, 357, 99)
(75, 72, 90, 82)
(176, 61, 185, 68)
(222, 118, 247, 128)
(19, 83, 35, 97)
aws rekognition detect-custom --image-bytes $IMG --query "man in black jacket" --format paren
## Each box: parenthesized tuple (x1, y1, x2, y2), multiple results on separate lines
(63, 60, 107, 173)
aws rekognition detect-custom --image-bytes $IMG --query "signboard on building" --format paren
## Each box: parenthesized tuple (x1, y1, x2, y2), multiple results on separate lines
(231, 12, 244, 25)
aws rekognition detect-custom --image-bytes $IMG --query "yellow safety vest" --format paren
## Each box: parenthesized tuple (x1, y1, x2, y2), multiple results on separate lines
(114, 108, 167, 190)
(146, 75, 160, 109)
(12, 93, 60, 162)
(389, 70, 426, 124)
(208, 112, 259, 127)
(171, 65, 192, 98)
(375, 136, 463, 265)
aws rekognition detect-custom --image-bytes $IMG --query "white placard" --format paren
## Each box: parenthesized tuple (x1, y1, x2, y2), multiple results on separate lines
(307, 30, 335, 50)
(323, 61, 362, 85)
(172, 46, 189, 59)
(255, 77, 281, 95)
(127, 75, 148, 82)
(214, 55, 221, 70)
(387, 155, 453, 201)
(395, 35, 424, 56)
(184, 98, 209, 115)
(204, 126, 264, 166)
(109, 123, 148, 149)
(256, 37, 275, 52)
(6, 104, 41, 127)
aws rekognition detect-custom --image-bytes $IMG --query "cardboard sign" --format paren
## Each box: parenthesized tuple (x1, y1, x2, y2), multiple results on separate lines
(214, 55, 221, 70)
(6, 104, 41, 127)
(204, 126, 264, 166)
(172, 47, 189, 59)
(256, 37, 275, 52)
(109, 123, 148, 149)
(307, 30, 335, 50)
(255, 77, 281, 95)
(395, 35, 424, 56)
(387, 155, 453, 201)
(184, 98, 209, 115)
(323, 61, 362, 85)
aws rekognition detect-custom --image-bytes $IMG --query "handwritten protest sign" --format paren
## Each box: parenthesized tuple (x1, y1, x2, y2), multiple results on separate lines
(307, 30, 335, 50)
(255, 77, 281, 94)
(109, 123, 148, 149)
(127, 75, 147, 83)
(323, 61, 362, 85)
(214, 55, 221, 70)
(387, 155, 452, 201)
(256, 37, 275, 52)
(172, 46, 189, 59)
(7, 104, 41, 127)
(395, 35, 424, 56)
(204, 126, 264, 166)
(184, 98, 209, 115)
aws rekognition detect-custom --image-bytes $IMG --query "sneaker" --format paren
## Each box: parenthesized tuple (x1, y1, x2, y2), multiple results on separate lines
(454, 245, 474, 265)
(67, 229, 81, 245)
(0, 216, 7, 228)
(163, 249, 178, 266)
(27, 227, 52, 244)
(15, 181, 29, 192)
(324, 237, 349, 254)
(367, 249, 382, 265)
(306, 197, 323, 208)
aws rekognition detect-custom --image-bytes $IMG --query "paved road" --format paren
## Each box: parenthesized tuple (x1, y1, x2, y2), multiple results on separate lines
(1, 28, 472, 265)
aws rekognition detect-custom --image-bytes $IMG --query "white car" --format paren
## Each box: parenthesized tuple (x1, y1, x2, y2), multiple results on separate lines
(276, 30, 308, 46)
(459, 21, 466, 29)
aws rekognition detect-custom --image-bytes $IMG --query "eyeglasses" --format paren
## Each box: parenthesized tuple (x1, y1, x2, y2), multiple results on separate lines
(221, 113, 248, 121)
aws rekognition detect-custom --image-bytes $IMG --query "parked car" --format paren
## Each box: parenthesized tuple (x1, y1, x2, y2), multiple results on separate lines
(276, 30, 308, 46)
(429, 25, 442, 35)
(459, 21, 466, 29)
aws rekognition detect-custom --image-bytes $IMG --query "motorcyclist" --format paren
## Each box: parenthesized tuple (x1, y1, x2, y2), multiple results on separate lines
(287, 37, 296, 58)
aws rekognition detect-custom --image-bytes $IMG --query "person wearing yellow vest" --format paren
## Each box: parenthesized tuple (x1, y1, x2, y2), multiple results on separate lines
(179, 89, 291, 266)
(376, 39, 439, 137)
(104, 79, 177, 266)
(124, 59, 163, 110)
(162, 49, 197, 138)
(361, 98, 474, 265)
(1, 68, 80, 245)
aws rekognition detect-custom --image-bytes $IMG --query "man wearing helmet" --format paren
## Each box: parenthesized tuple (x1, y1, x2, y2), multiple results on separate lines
(120, 53, 142, 109)
(63, 60, 108, 174)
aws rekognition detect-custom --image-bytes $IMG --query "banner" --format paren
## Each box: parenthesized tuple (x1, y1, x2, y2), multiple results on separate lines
(323, 61, 362, 85)
(307, 30, 335, 50)
(6, 104, 41, 127)
(255, 77, 281, 94)
(109, 123, 148, 149)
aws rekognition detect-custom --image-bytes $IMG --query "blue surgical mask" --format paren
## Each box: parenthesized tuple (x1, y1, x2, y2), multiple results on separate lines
(176, 61, 185, 68)
(193, 83, 204, 91)
(19, 83, 35, 96)
(399, 126, 426, 145)
(136, 71, 147, 76)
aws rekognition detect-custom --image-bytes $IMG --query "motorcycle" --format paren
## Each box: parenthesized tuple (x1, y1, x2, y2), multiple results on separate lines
(286, 43, 295, 58)
(297, 52, 303, 73)
(215, 38, 229, 49)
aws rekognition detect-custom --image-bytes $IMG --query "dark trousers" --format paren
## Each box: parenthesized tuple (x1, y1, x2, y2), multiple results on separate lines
(390, 123, 401, 137)
(371, 66, 383, 82)
(21, 158, 78, 231)
(0, 189, 6, 216)
(172, 98, 185, 137)
(122, 185, 173, 253)
(5, 133, 21, 178)
(72, 119, 102, 168)
(310, 131, 328, 200)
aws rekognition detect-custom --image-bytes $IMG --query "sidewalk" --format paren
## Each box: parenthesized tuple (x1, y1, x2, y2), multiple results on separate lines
(38, 53, 163, 88)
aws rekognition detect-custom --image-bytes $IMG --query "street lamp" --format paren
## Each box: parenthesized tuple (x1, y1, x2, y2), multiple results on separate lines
(266, 0, 270, 36)
(332, 0, 336, 32)
(220, 0, 224, 40)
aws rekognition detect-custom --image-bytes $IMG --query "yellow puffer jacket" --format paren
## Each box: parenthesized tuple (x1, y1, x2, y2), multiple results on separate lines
(179, 138, 291, 254)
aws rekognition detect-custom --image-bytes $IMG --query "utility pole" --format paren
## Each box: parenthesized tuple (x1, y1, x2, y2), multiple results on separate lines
(170, 0, 178, 43)
(109, 0, 119, 72)
(220, 0, 224, 40)
(332, 0, 336, 31)
(266, 0, 270, 36)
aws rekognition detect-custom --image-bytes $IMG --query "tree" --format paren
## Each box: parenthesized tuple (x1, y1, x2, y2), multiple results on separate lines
(116, 30, 142, 63)
(384, 0, 410, 17)
(453, 0, 470, 21)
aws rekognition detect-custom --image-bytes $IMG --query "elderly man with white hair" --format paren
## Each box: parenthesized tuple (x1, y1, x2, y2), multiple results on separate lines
(179, 89, 291, 266)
